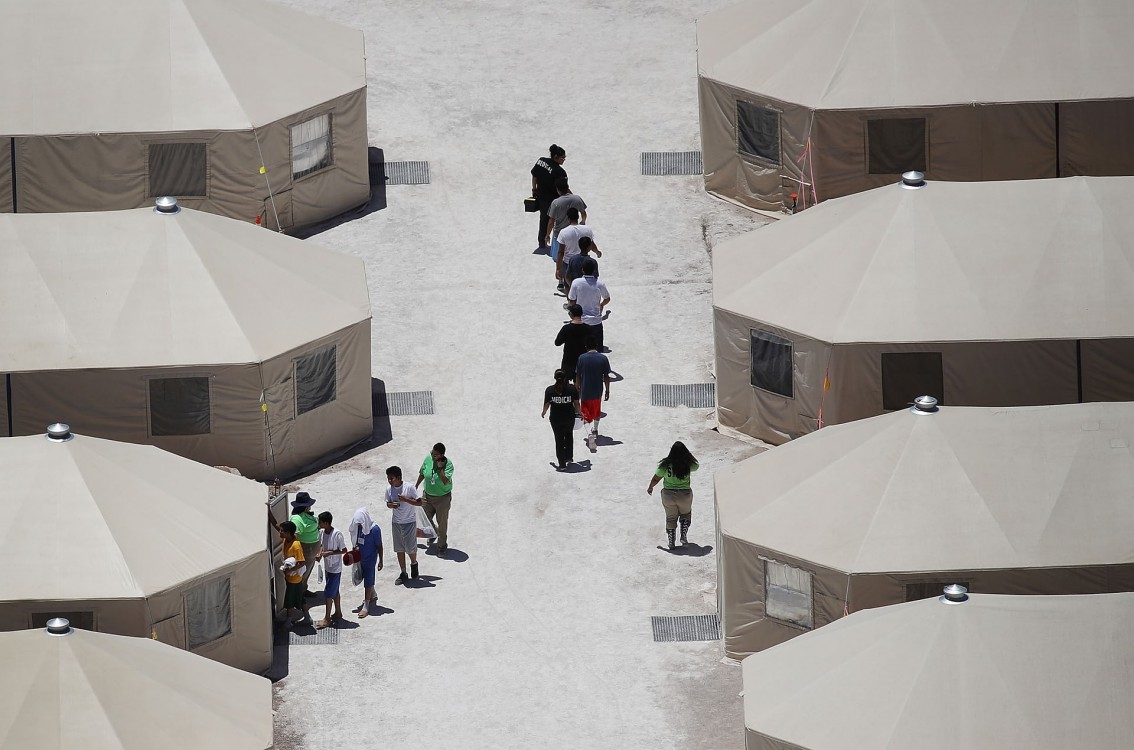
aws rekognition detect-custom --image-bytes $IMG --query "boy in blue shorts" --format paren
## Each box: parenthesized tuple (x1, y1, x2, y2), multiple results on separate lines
(316, 511, 347, 629)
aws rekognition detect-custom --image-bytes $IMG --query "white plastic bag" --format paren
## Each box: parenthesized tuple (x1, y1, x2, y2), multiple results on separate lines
(317, 561, 324, 584)
(415, 505, 437, 539)
(351, 563, 363, 587)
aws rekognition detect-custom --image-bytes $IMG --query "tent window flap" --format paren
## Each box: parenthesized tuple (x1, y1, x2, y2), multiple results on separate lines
(148, 143, 207, 197)
(750, 329, 794, 398)
(765, 559, 813, 629)
(881, 352, 944, 410)
(186, 577, 232, 649)
(292, 114, 333, 180)
(737, 101, 781, 165)
(149, 377, 211, 436)
(867, 118, 927, 174)
(295, 345, 337, 416)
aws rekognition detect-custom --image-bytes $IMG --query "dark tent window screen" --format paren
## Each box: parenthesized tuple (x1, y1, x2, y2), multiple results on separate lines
(186, 577, 232, 649)
(31, 611, 95, 631)
(867, 118, 927, 174)
(881, 352, 944, 410)
(148, 143, 207, 197)
(750, 329, 794, 398)
(292, 114, 333, 180)
(737, 101, 781, 165)
(905, 581, 969, 602)
(149, 377, 211, 436)
(296, 345, 337, 416)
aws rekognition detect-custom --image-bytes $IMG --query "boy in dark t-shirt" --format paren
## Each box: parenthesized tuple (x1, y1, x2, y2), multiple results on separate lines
(555, 304, 590, 380)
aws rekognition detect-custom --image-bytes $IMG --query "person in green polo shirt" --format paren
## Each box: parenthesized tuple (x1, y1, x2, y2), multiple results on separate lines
(416, 442, 454, 556)
(289, 492, 321, 594)
(645, 441, 699, 550)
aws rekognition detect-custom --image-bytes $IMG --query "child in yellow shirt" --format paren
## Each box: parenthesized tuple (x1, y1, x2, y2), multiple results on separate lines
(279, 522, 312, 627)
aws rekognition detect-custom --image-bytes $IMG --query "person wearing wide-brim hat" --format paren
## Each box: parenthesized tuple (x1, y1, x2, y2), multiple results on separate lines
(288, 492, 321, 595)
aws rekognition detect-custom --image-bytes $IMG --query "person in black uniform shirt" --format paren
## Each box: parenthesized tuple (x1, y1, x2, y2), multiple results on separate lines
(531, 144, 567, 251)
(554, 303, 590, 384)
(541, 369, 582, 471)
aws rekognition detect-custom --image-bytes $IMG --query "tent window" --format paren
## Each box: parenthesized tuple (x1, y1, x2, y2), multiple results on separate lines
(905, 581, 970, 602)
(750, 329, 794, 398)
(292, 114, 333, 180)
(295, 345, 337, 416)
(149, 377, 211, 436)
(867, 118, 927, 174)
(765, 559, 813, 629)
(186, 577, 232, 649)
(881, 352, 944, 410)
(148, 143, 208, 197)
(31, 611, 95, 631)
(737, 101, 781, 165)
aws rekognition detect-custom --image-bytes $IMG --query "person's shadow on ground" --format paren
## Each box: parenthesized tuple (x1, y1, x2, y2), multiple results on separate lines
(404, 574, 442, 589)
(595, 435, 623, 447)
(656, 543, 713, 557)
(357, 604, 393, 619)
(424, 546, 469, 562)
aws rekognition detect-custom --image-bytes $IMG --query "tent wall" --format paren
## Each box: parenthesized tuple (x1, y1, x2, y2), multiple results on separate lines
(147, 551, 272, 674)
(8, 363, 270, 477)
(699, 78, 811, 211)
(0, 375, 8, 438)
(718, 533, 847, 660)
(1059, 100, 1134, 177)
(5, 89, 368, 230)
(0, 139, 11, 212)
(811, 103, 1058, 201)
(0, 598, 148, 637)
(261, 320, 373, 479)
(713, 309, 829, 444)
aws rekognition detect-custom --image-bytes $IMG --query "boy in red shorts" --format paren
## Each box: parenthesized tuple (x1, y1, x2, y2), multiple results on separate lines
(575, 336, 611, 450)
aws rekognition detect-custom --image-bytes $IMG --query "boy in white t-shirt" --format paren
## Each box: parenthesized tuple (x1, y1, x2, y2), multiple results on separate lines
(315, 511, 348, 629)
(386, 465, 424, 585)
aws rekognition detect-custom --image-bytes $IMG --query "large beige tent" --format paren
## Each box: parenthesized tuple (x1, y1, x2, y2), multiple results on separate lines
(698, 0, 1134, 212)
(0, 0, 369, 231)
(715, 401, 1134, 660)
(0, 205, 373, 480)
(0, 427, 272, 674)
(742, 592, 1134, 750)
(0, 622, 273, 749)
(714, 176, 1134, 445)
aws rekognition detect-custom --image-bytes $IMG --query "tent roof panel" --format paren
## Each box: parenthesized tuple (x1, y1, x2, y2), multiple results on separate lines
(698, 0, 1134, 109)
(0, 207, 370, 371)
(712, 176, 1134, 343)
(715, 402, 1134, 573)
(0, 0, 364, 135)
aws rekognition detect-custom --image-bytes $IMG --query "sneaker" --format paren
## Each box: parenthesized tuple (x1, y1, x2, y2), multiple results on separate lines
(395, 571, 408, 585)
(410, 562, 420, 579)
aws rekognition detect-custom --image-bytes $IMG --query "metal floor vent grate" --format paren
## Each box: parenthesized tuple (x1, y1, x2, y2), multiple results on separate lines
(277, 627, 340, 646)
(376, 390, 436, 417)
(384, 161, 431, 185)
(640, 151, 703, 176)
(651, 614, 721, 642)
(651, 383, 716, 408)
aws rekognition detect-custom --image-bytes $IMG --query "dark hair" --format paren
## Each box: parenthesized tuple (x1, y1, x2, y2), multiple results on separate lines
(578, 236, 592, 253)
(566, 207, 579, 222)
(567, 303, 583, 318)
(555, 178, 570, 193)
(553, 368, 568, 394)
(584, 335, 598, 350)
(318, 511, 333, 524)
(582, 257, 598, 275)
(549, 144, 565, 158)
(386, 465, 402, 479)
(280, 521, 297, 535)
(658, 441, 697, 480)
(433, 442, 446, 455)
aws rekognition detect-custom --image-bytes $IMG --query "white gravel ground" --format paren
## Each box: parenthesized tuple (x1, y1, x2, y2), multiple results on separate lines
(269, 2, 769, 748)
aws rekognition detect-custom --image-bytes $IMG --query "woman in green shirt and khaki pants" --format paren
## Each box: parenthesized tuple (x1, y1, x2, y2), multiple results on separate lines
(646, 441, 699, 549)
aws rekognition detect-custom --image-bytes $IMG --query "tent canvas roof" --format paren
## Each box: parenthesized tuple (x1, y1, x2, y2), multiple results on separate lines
(742, 593, 1134, 750)
(3, 432, 267, 600)
(697, 0, 1134, 110)
(0, 207, 371, 371)
(0, 627, 272, 749)
(716, 402, 1134, 574)
(713, 176, 1134, 344)
(0, 0, 365, 135)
